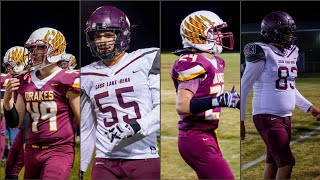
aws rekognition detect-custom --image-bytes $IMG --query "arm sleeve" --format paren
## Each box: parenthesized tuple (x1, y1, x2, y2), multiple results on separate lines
(80, 91, 96, 172)
(240, 60, 265, 121)
(295, 88, 312, 113)
(136, 73, 160, 136)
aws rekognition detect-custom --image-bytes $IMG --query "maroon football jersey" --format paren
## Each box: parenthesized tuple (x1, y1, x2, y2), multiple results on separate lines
(17, 69, 80, 146)
(1, 73, 12, 92)
(171, 53, 225, 131)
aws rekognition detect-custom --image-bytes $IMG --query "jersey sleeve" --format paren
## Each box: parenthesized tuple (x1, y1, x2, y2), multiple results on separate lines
(177, 78, 201, 94)
(295, 88, 312, 113)
(172, 54, 209, 81)
(136, 67, 160, 136)
(80, 91, 97, 172)
(61, 70, 80, 93)
(240, 60, 265, 121)
(244, 43, 266, 63)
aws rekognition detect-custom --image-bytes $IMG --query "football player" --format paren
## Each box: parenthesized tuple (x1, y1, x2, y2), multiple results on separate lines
(57, 53, 77, 70)
(80, 6, 160, 179)
(3, 27, 80, 179)
(241, 11, 320, 179)
(1, 46, 28, 169)
(170, 10, 239, 179)
(1, 46, 30, 179)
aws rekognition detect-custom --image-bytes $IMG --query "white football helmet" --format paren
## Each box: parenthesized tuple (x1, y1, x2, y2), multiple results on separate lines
(59, 53, 77, 70)
(24, 27, 67, 70)
(180, 10, 234, 54)
(2, 46, 29, 74)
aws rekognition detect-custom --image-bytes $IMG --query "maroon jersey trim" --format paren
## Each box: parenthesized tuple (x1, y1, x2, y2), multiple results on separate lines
(115, 49, 159, 75)
(114, 55, 143, 75)
(287, 46, 297, 58)
(81, 73, 109, 77)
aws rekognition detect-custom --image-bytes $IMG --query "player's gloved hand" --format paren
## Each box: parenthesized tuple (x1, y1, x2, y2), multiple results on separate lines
(106, 120, 141, 143)
(213, 86, 240, 108)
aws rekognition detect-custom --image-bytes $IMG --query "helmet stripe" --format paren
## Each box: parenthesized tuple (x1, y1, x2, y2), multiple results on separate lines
(189, 16, 206, 30)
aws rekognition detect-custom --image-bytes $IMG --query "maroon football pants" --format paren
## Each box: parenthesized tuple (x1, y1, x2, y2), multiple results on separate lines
(178, 129, 235, 179)
(92, 157, 160, 179)
(5, 127, 24, 176)
(24, 144, 74, 179)
(253, 114, 295, 168)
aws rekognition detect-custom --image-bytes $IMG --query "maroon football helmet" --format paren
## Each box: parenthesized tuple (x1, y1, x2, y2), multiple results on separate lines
(261, 11, 297, 49)
(85, 6, 131, 60)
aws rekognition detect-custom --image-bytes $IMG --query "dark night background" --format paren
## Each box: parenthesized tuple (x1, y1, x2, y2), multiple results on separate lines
(241, 1, 320, 73)
(242, 1, 320, 24)
(81, 1, 160, 67)
(161, 1, 240, 52)
(1, 1, 79, 73)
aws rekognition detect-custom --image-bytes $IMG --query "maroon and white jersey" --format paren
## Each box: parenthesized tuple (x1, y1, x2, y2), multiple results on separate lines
(81, 48, 159, 170)
(241, 42, 312, 121)
(171, 53, 225, 131)
(17, 68, 80, 146)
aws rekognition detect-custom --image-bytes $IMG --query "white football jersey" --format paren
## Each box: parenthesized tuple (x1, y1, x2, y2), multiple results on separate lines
(252, 42, 298, 116)
(81, 48, 160, 171)
(241, 43, 312, 121)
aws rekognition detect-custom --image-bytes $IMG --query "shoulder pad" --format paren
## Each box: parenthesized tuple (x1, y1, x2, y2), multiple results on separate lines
(243, 43, 266, 62)
(174, 54, 209, 81)
(61, 70, 80, 92)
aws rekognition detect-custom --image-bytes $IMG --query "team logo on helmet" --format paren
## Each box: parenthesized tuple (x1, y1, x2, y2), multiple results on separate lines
(43, 29, 67, 57)
(180, 10, 234, 54)
(182, 15, 215, 44)
(3, 46, 29, 74)
(25, 27, 67, 70)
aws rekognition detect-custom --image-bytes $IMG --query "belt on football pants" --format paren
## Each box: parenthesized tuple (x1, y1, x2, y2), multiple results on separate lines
(31, 145, 49, 149)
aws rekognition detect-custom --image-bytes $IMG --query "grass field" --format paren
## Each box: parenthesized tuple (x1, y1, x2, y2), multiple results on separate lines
(161, 53, 241, 179)
(241, 74, 320, 179)
(0, 142, 80, 180)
